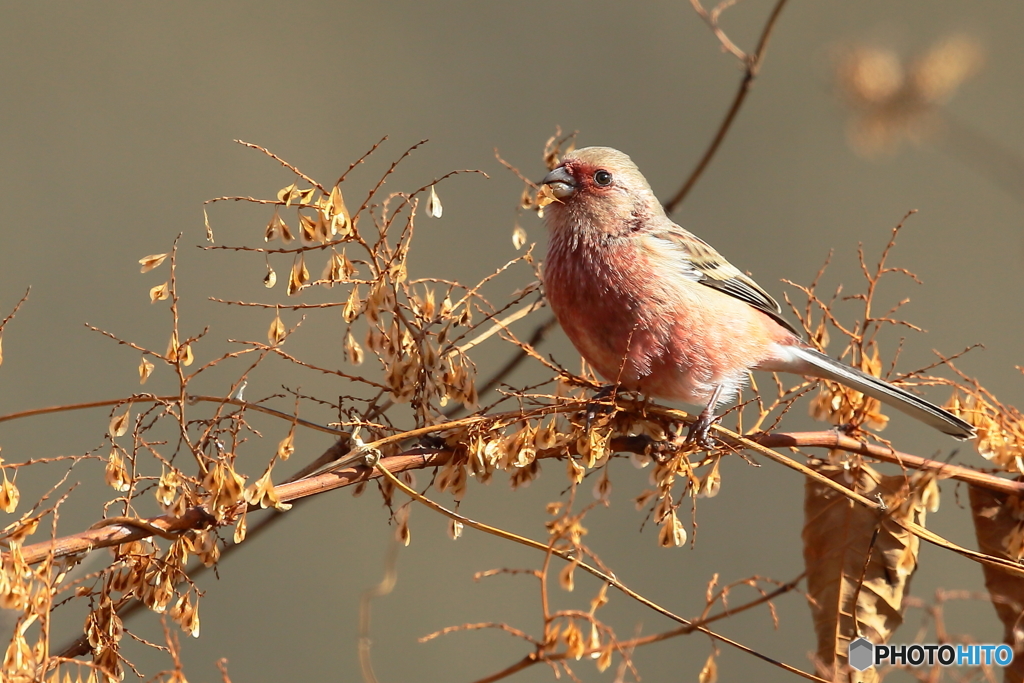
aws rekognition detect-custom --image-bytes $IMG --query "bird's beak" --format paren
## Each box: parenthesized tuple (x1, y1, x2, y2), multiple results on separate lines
(541, 166, 576, 199)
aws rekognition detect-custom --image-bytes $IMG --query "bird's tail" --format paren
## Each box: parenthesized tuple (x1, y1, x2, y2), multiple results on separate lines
(787, 346, 975, 440)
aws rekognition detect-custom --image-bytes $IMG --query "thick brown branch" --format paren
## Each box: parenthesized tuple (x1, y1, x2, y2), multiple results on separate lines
(755, 430, 1021, 495)
(14, 425, 1019, 568)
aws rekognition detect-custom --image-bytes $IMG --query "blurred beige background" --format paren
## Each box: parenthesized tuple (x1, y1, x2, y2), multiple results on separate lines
(0, 2, 1021, 681)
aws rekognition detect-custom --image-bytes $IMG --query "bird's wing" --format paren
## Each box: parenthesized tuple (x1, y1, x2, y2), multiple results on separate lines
(649, 225, 801, 336)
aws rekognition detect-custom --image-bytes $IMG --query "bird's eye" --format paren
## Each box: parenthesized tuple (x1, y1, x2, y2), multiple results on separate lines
(593, 170, 613, 186)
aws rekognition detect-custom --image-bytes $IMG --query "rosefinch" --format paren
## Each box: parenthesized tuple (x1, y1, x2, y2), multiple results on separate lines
(540, 147, 974, 442)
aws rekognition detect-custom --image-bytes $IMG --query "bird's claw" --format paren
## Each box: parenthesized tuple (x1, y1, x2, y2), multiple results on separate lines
(684, 412, 720, 451)
(584, 385, 618, 431)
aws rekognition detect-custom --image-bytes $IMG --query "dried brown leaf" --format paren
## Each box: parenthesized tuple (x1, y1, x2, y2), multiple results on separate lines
(426, 185, 442, 218)
(344, 330, 364, 365)
(268, 311, 286, 346)
(512, 223, 527, 250)
(969, 484, 1024, 682)
(563, 620, 585, 660)
(298, 212, 318, 244)
(149, 282, 169, 303)
(535, 183, 558, 209)
(277, 182, 298, 206)
(109, 409, 130, 437)
(658, 510, 687, 548)
(698, 652, 717, 683)
(138, 253, 168, 273)
(105, 448, 130, 492)
(138, 355, 154, 384)
(0, 468, 19, 513)
(328, 185, 352, 236)
(166, 331, 179, 361)
(559, 560, 578, 592)
(287, 253, 309, 296)
(277, 429, 295, 461)
(395, 504, 411, 546)
(803, 463, 926, 680)
(234, 508, 247, 544)
(343, 285, 361, 323)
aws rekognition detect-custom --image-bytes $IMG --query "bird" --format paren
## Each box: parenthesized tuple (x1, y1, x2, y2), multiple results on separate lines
(539, 146, 975, 443)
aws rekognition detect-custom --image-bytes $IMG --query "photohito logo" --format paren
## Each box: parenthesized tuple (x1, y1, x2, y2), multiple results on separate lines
(848, 637, 1014, 671)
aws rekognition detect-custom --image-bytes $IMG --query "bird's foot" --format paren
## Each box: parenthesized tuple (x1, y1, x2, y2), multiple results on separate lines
(683, 411, 721, 451)
(642, 416, 719, 463)
(583, 385, 619, 431)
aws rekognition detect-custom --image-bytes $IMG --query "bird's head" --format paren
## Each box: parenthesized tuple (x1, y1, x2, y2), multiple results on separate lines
(540, 147, 662, 235)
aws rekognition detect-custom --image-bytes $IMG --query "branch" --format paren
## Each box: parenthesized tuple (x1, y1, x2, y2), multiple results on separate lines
(664, 0, 790, 213)
(13, 417, 1023, 567)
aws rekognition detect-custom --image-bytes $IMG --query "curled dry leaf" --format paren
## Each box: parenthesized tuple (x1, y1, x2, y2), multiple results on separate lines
(155, 467, 179, 507)
(234, 508, 247, 544)
(948, 389, 1024, 475)
(588, 623, 601, 659)
(328, 185, 352, 236)
(658, 511, 687, 548)
(343, 285, 361, 323)
(698, 652, 718, 683)
(166, 331, 179, 361)
(344, 330, 364, 366)
(264, 265, 277, 288)
(426, 185, 442, 218)
(512, 223, 527, 250)
(109, 409, 131, 438)
(298, 212, 318, 244)
(563, 620, 585, 660)
(268, 311, 286, 346)
(138, 355, 154, 384)
(447, 519, 463, 540)
(203, 461, 247, 514)
(245, 469, 290, 510)
(534, 182, 558, 209)
(395, 504, 411, 546)
(287, 253, 309, 296)
(0, 468, 20, 513)
(277, 183, 315, 207)
(105, 449, 130, 492)
(699, 457, 722, 498)
(334, 250, 355, 280)
(149, 282, 169, 304)
(566, 456, 585, 485)
(277, 182, 296, 204)
(204, 206, 213, 242)
(277, 430, 295, 460)
(519, 185, 534, 211)
(265, 211, 293, 244)
(589, 583, 609, 614)
(138, 253, 168, 273)
(559, 560, 578, 592)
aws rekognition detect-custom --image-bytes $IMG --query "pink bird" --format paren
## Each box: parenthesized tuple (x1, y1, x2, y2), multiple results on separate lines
(540, 146, 974, 443)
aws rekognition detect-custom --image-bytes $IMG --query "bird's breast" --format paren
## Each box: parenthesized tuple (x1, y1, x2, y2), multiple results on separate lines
(543, 228, 787, 405)
(544, 231, 672, 385)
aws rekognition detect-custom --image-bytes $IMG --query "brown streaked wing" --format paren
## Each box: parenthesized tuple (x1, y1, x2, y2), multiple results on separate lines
(654, 225, 801, 336)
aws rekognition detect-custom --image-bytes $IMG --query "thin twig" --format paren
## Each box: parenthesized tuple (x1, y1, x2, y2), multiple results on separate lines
(664, 0, 790, 213)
